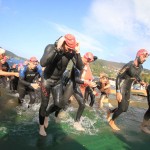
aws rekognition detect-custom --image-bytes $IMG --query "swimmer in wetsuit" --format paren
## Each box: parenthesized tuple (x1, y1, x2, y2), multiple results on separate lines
(84, 72, 110, 108)
(18, 57, 42, 106)
(96, 73, 111, 109)
(0, 56, 10, 88)
(0, 48, 19, 78)
(83, 56, 98, 107)
(39, 34, 83, 136)
(0, 48, 19, 96)
(62, 53, 96, 131)
(108, 49, 149, 131)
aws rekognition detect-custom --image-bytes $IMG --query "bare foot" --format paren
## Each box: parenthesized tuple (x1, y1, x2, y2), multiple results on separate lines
(57, 111, 68, 119)
(73, 122, 85, 131)
(141, 125, 150, 134)
(98, 101, 103, 109)
(109, 120, 120, 131)
(99, 103, 103, 109)
(141, 119, 149, 126)
(107, 109, 111, 122)
(44, 117, 49, 128)
(39, 125, 47, 136)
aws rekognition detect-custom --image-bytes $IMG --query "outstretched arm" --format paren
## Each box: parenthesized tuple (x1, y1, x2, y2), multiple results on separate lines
(0, 70, 19, 77)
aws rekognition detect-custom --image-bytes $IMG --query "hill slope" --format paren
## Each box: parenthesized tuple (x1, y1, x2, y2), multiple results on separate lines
(5, 50, 26, 60)
(3, 49, 150, 81)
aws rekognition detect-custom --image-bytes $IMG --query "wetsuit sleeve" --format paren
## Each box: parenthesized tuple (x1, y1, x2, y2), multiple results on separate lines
(73, 53, 84, 71)
(96, 81, 102, 89)
(37, 65, 43, 77)
(72, 67, 84, 84)
(75, 71, 84, 84)
(40, 44, 58, 67)
(19, 66, 31, 87)
(116, 63, 130, 91)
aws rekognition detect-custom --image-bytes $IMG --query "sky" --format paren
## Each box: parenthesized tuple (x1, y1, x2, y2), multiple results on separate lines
(1, 0, 150, 69)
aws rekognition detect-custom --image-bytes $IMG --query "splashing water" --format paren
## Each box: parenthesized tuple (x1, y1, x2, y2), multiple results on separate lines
(0, 91, 150, 150)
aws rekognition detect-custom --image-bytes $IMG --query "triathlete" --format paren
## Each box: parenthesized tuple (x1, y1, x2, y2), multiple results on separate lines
(83, 56, 98, 107)
(108, 49, 149, 131)
(0, 48, 19, 77)
(0, 48, 19, 96)
(0, 56, 10, 88)
(80, 53, 97, 96)
(62, 52, 96, 131)
(18, 57, 42, 107)
(84, 72, 110, 108)
(96, 73, 111, 109)
(39, 34, 83, 136)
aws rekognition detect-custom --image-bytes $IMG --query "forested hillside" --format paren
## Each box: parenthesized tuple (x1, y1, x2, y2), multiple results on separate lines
(3, 48, 150, 83)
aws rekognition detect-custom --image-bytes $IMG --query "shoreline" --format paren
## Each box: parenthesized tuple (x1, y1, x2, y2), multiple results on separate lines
(111, 89, 147, 97)
(102, 98, 148, 109)
(0, 87, 148, 110)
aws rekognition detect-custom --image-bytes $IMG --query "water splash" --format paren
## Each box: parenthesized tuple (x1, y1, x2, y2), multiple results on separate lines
(0, 127, 8, 138)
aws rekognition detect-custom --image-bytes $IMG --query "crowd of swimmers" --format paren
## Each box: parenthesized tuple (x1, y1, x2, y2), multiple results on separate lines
(0, 33, 150, 136)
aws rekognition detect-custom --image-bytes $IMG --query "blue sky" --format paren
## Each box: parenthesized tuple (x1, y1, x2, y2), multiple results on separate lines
(1, 0, 150, 69)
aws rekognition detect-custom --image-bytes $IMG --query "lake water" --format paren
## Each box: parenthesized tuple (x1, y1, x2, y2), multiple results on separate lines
(0, 90, 149, 150)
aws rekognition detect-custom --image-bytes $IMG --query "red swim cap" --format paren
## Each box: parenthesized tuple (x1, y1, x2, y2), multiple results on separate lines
(64, 34, 76, 49)
(83, 52, 94, 62)
(136, 49, 149, 57)
(29, 57, 38, 62)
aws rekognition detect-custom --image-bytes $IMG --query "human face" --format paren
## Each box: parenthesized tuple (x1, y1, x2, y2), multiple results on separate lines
(0, 53, 5, 60)
(100, 76, 108, 84)
(1, 59, 5, 64)
(138, 53, 149, 64)
(29, 61, 38, 69)
(82, 57, 93, 65)
(64, 44, 74, 53)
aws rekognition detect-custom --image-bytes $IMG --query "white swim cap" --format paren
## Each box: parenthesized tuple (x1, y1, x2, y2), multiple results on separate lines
(0, 48, 5, 55)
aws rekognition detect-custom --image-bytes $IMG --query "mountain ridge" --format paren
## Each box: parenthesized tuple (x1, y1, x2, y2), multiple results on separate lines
(4, 49, 150, 79)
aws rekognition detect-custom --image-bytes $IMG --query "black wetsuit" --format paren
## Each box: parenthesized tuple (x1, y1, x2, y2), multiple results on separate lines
(112, 61, 143, 120)
(9, 67, 19, 91)
(62, 66, 85, 121)
(1, 62, 10, 72)
(0, 62, 10, 87)
(39, 44, 83, 125)
(84, 86, 95, 107)
(18, 65, 42, 104)
(84, 81, 106, 107)
(144, 85, 150, 121)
